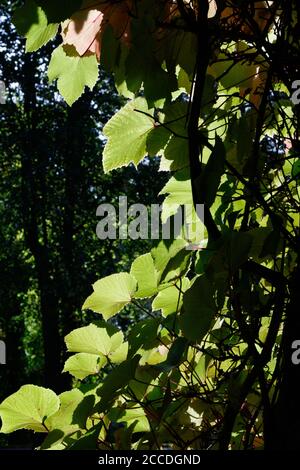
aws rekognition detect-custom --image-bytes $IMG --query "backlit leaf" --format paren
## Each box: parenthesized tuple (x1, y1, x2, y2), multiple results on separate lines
(82, 273, 137, 320)
(0, 385, 59, 434)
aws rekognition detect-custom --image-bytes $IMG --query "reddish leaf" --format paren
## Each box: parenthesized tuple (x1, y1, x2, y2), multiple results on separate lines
(62, 0, 132, 60)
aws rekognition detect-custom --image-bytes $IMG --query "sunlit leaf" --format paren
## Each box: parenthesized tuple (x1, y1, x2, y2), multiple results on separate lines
(82, 273, 137, 320)
(0, 385, 59, 433)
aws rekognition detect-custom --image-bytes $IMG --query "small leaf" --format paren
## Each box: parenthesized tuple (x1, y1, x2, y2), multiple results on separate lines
(13, 0, 58, 52)
(109, 342, 129, 364)
(65, 324, 112, 356)
(162, 136, 189, 171)
(63, 353, 106, 380)
(161, 250, 192, 284)
(152, 278, 190, 317)
(83, 273, 137, 320)
(151, 239, 187, 276)
(0, 385, 59, 434)
(103, 97, 155, 173)
(130, 253, 158, 298)
(48, 45, 99, 106)
(159, 168, 192, 222)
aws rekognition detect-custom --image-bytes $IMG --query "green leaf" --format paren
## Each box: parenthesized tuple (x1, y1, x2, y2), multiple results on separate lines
(292, 159, 300, 178)
(162, 30, 197, 76)
(101, 25, 120, 73)
(151, 239, 187, 276)
(109, 330, 124, 351)
(161, 249, 192, 284)
(200, 136, 225, 208)
(48, 45, 99, 106)
(65, 324, 112, 356)
(125, 47, 175, 105)
(97, 357, 140, 411)
(68, 424, 101, 450)
(103, 97, 155, 173)
(159, 170, 203, 243)
(160, 168, 192, 222)
(13, 0, 58, 52)
(125, 15, 177, 105)
(128, 318, 160, 358)
(152, 278, 190, 317)
(146, 125, 170, 157)
(111, 406, 150, 433)
(109, 342, 129, 364)
(210, 54, 257, 89)
(82, 273, 137, 320)
(46, 389, 84, 433)
(130, 253, 158, 298)
(181, 276, 216, 342)
(63, 353, 106, 380)
(65, 324, 126, 365)
(0, 385, 59, 434)
(162, 136, 189, 171)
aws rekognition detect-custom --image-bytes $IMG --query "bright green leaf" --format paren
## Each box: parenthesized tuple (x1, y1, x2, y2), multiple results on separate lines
(65, 324, 112, 356)
(0, 385, 59, 434)
(46, 389, 84, 433)
(103, 98, 155, 173)
(13, 0, 58, 52)
(130, 253, 158, 298)
(48, 45, 99, 106)
(82, 273, 137, 320)
(153, 278, 190, 317)
(63, 353, 106, 380)
(109, 342, 129, 364)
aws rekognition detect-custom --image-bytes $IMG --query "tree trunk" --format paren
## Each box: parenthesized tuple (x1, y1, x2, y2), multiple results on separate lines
(21, 54, 63, 391)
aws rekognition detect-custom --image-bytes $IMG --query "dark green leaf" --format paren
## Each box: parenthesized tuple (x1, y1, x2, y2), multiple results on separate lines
(181, 275, 216, 342)
(200, 136, 225, 207)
